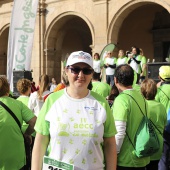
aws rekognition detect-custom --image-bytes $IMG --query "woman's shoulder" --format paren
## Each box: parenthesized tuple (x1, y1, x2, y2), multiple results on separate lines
(30, 91, 38, 98)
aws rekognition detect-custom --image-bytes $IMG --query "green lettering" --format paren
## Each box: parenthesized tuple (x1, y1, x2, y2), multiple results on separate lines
(74, 123, 78, 128)
(79, 124, 83, 128)
(16, 64, 25, 70)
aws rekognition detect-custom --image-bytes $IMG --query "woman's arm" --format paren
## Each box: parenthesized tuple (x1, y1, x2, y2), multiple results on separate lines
(103, 136, 117, 170)
(31, 133, 50, 170)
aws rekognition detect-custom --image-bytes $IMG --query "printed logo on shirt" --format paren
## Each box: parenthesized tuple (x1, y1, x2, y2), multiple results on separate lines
(56, 118, 98, 138)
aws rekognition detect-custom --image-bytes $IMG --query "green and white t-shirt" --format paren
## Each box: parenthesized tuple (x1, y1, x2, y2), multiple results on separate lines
(112, 89, 150, 167)
(35, 89, 116, 170)
(104, 57, 117, 75)
(128, 55, 142, 74)
(93, 60, 102, 73)
(117, 56, 128, 66)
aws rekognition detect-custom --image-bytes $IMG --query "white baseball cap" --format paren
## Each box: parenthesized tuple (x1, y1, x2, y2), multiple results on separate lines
(66, 51, 93, 68)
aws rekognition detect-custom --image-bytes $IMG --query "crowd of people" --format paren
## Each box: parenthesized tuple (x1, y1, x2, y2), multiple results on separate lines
(0, 49, 170, 170)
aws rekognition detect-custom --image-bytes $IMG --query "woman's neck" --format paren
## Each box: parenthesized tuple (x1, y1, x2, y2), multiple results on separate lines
(66, 87, 89, 99)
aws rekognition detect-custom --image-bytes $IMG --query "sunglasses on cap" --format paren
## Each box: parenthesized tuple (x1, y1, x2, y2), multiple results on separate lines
(67, 66, 94, 75)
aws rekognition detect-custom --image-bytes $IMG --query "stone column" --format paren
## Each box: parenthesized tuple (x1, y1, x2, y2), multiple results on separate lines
(39, 0, 47, 74)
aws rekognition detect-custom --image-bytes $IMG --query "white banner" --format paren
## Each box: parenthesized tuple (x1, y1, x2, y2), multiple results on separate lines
(7, 0, 39, 91)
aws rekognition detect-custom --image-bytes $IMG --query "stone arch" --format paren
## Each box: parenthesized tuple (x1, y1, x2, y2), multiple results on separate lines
(43, 11, 94, 83)
(108, 0, 170, 44)
(0, 24, 10, 75)
(44, 11, 94, 52)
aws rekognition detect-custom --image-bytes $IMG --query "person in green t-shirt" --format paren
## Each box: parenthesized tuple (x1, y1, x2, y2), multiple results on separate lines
(92, 72, 111, 98)
(32, 51, 117, 170)
(155, 65, 170, 170)
(139, 48, 147, 83)
(17, 78, 36, 169)
(17, 78, 34, 133)
(0, 76, 36, 170)
(112, 64, 150, 169)
(141, 78, 167, 170)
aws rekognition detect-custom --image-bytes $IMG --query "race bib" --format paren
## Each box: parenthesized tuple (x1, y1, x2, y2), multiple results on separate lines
(43, 156, 74, 170)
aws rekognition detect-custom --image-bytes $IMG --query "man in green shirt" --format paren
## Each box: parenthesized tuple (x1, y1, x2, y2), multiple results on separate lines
(112, 64, 150, 169)
(92, 72, 111, 98)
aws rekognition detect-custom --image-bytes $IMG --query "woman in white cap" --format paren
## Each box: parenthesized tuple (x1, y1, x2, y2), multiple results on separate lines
(31, 51, 117, 170)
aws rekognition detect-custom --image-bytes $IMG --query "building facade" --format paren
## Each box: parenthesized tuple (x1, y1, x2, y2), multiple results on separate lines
(0, 0, 170, 84)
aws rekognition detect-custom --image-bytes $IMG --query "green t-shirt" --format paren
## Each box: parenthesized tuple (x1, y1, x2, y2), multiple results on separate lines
(17, 96, 30, 134)
(92, 81, 111, 98)
(112, 89, 150, 167)
(133, 84, 141, 93)
(140, 56, 147, 76)
(17, 96, 36, 136)
(155, 84, 170, 113)
(146, 100, 167, 161)
(35, 89, 117, 169)
(0, 96, 34, 170)
(17, 96, 29, 106)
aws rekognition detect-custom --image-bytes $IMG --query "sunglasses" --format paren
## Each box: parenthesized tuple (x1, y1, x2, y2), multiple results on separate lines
(68, 66, 93, 75)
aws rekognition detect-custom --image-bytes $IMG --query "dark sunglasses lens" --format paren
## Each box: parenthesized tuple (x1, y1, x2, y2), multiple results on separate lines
(71, 68, 81, 74)
(82, 69, 93, 75)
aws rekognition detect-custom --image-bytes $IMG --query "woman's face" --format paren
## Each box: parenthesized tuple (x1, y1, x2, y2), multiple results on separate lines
(119, 51, 124, 57)
(132, 48, 137, 55)
(94, 54, 99, 60)
(66, 63, 93, 89)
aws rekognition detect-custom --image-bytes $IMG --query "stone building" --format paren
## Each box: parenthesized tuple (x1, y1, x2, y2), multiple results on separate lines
(0, 0, 170, 84)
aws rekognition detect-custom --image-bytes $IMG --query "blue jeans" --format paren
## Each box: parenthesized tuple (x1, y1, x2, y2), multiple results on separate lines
(106, 75, 114, 87)
(158, 130, 170, 170)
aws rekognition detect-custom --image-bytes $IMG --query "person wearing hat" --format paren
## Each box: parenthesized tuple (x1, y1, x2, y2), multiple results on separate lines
(31, 51, 117, 170)
(155, 65, 170, 170)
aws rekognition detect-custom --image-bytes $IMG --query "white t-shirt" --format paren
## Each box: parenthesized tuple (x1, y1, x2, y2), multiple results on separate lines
(117, 57, 127, 66)
(93, 60, 101, 73)
(35, 89, 117, 170)
(129, 56, 141, 74)
(50, 84, 57, 92)
(28, 90, 51, 116)
(105, 57, 116, 75)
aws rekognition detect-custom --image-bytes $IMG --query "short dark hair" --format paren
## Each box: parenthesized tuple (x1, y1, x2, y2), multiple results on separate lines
(114, 64, 134, 86)
(92, 72, 100, 80)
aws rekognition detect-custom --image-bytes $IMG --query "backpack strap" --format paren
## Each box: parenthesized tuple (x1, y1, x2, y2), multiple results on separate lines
(0, 101, 21, 129)
(158, 88, 170, 100)
(122, 93, 146, 116)
(121, 93, 146, 149)
(122, 93, 163, 136)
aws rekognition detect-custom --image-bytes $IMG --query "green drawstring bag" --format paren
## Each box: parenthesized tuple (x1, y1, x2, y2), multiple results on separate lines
(123, 93, 160, 158)
(131, 116, 160, 158)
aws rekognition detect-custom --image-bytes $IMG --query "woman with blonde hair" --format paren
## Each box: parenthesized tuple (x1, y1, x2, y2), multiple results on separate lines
(28, 74, 50, 116)
(117, 49, 128, 66)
